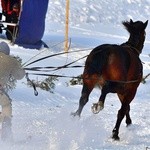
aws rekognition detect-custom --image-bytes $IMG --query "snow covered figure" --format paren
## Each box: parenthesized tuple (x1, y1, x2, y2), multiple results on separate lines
(0, 41, 25, 141)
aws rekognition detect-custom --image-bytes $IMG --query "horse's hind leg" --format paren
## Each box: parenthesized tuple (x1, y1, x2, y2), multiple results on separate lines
(91, 84, 108, 114)
(71, 83, 94, 117)
(112, 91, 136, 140)
(91, 81, 116, 114)
(125, 104, 132, 126)
(112, 103, 130, 140)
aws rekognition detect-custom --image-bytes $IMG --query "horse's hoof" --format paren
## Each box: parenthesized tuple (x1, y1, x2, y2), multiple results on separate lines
(126, 123, 132, 127)
(112, 130, 120, 141)
(91, 101, 104, 114)
(70, 111, 80, 117)
(126, 119, 132, 127)
(112, 134, 120, 141)
(70, 112, 77, 117)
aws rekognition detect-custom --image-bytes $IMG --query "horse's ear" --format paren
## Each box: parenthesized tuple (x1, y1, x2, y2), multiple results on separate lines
(143, 20, 148, 29)
(130, 19, 134, 24)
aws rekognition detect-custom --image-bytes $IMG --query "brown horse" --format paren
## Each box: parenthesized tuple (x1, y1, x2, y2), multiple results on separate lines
(72, 19, 148, 140)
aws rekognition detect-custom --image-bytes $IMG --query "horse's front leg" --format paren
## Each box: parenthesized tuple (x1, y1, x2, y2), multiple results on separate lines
(112, 103, 130, 140)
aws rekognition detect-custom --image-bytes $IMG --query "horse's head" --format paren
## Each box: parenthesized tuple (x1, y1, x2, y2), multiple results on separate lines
(122, 19, 148, 54)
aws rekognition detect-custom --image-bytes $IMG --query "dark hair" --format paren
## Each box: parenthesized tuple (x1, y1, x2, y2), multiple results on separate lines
(13, 3, 19, 9)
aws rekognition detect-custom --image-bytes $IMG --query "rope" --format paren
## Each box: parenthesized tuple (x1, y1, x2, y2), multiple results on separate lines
(27, 72, 141, 84)
(28, 73, 80, 79)
(122, 45, 140, 55)
(23, 48, 92, 67)
(22, 39, 76, 67)
(24, 65, 84, 72)
(24, 55, 87, 72)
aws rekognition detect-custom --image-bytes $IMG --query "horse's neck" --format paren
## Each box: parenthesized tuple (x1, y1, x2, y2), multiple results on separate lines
(121, 42, 140, 55)
(126, 35, 145, 53)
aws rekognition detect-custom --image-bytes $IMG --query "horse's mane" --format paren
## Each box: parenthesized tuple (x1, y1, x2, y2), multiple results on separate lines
(122, 21, 132, 33)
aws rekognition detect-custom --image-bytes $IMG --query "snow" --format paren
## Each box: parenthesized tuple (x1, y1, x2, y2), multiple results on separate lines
(0, 0, 150, 150)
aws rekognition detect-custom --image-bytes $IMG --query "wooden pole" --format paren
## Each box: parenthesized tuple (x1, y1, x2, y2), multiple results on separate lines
(64, 0, 70, 52)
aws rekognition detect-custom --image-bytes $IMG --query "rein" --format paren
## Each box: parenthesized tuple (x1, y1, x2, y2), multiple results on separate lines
(23, 48, 92, 67)
(26, 73, 141, 97)
(107, 79, 141, 84)
(24, 55, 87, 72)
(24, 65, 84, 72)
(27, 72, 141, 85)
(126, 46, 141, 55)
(129, 46, 141, 55)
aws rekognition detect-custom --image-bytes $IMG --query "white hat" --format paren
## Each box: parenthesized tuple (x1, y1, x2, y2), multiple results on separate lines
(0, 42, 10, 55)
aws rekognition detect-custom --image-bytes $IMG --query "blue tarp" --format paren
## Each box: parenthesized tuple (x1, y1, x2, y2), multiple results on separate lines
(15, 0, 49, 49)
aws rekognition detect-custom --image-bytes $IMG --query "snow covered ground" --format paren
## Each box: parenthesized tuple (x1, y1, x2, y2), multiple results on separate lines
(0, 0, 150, 150)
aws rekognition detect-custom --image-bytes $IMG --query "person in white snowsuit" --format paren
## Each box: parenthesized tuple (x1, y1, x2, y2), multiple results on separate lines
(0, 41, 25, 141)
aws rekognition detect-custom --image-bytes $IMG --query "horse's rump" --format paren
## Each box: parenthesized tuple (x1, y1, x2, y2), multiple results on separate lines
(84, 44, 142, 83)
